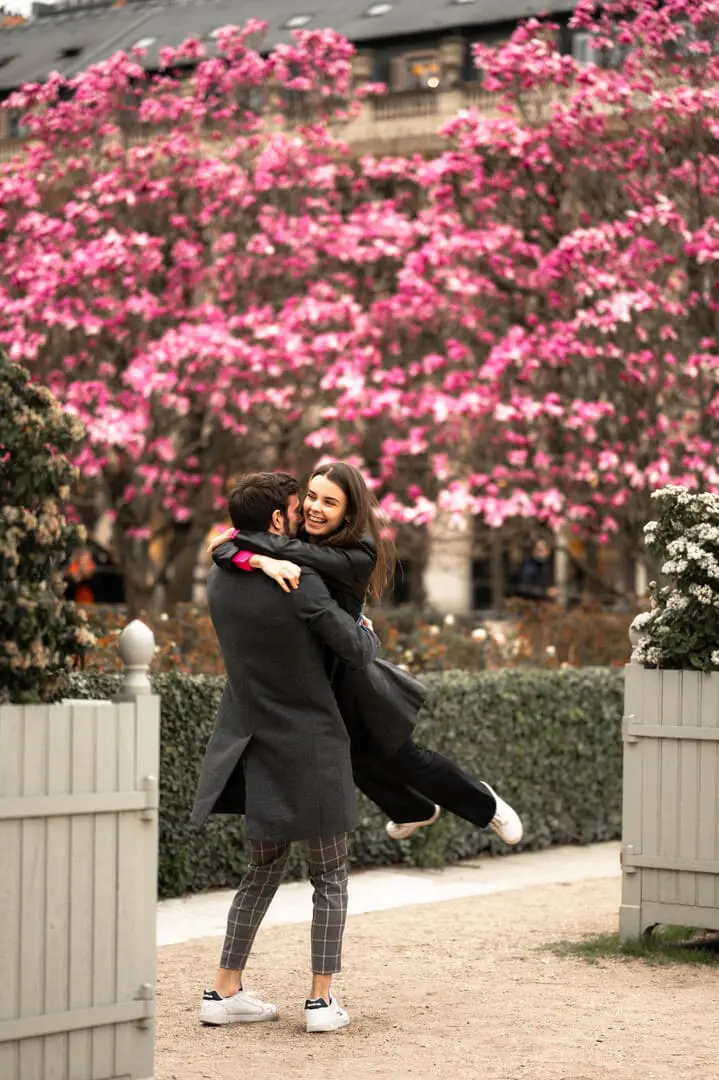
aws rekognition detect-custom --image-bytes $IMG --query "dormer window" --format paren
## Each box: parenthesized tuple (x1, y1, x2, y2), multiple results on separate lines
(391, 51, 441, 91)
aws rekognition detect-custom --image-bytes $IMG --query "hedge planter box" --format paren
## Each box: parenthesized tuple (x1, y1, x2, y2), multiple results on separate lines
(0, 622, 159, 1080)
(619, 663, 719, 942)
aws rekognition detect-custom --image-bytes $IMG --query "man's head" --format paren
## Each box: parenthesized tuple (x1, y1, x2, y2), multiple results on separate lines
(532, 538, 551, 562)
(228, 472, 301, 536)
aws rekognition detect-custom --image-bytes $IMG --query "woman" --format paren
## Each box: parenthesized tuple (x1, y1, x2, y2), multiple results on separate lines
(210, 462, 522, 845)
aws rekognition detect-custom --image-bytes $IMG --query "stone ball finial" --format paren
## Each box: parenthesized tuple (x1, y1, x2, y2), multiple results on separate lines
(119, 619, 156, 667)
(115, 619, 156, 701)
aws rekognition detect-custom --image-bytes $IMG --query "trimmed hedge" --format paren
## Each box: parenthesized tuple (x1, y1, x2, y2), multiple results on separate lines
(68, 668, 624, 898)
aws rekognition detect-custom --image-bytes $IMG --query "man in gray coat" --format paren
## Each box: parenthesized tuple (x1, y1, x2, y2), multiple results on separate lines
(193, 472, 378, 1034)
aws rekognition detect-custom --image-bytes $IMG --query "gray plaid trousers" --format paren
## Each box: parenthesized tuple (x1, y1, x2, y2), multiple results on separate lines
(220, 834, 349, 974)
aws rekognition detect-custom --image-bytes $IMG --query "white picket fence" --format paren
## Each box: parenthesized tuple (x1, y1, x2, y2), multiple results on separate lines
(0, 621, 159, 1080)
(620, 658, 719, 941)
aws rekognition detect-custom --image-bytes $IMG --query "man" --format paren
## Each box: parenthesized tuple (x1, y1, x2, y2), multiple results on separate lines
(512, 538, 557, 601)
(192, 472, 378, 1033)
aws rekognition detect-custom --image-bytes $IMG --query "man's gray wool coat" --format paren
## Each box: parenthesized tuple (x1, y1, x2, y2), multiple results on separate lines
(191, 562, 378, 840)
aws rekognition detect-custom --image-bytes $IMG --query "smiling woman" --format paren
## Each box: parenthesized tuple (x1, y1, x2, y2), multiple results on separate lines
(304, 474, 346, 537)
(302, 461, 392, 600)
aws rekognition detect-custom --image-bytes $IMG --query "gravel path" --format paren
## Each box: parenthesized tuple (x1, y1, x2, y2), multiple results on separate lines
(155, 877, 716, 1080)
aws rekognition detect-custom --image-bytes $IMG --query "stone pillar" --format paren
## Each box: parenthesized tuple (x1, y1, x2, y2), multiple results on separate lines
(439, 36, 465, 88)
(554, 525, 570, 607)
(634, 560, 648, 598)
(423, 512, 474, 614)
(351, 51, 374, 87)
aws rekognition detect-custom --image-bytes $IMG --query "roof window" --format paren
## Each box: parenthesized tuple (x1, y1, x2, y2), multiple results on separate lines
(283, 14, 314, 28)
(365, 3, 393, 16)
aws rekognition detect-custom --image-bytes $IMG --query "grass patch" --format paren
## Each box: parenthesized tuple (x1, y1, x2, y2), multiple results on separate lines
(547, 926, 719, 967)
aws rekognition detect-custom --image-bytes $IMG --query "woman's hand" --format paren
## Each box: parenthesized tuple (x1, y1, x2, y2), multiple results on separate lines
(207, 527, 236, 555)
(256, 556, 302, 593)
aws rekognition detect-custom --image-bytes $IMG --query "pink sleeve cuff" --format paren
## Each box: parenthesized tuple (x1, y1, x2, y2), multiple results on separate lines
(232, 550, 254, 571)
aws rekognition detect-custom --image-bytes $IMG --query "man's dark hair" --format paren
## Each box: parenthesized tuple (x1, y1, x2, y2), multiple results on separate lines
(228, 472, 299, 532)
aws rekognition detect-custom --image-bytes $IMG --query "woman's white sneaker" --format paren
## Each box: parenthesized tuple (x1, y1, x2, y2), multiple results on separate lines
(483, 783, 523, 845)
(304, 995, 351, 1033)
(386, 804, 441, 841)
(199, 988, 278, 1025)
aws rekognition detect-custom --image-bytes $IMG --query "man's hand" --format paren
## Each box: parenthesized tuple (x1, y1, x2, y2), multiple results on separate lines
(256, 556, 302, 594)
(207, 527, 236, 555)
(360, 614, 374, 633)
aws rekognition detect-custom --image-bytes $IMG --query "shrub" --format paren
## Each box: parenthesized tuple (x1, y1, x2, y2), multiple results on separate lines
(69, 666, 624, 898)
(632, 486, 719, 672)
(0, 354, 94, 703)
(80, 599, 635, 676)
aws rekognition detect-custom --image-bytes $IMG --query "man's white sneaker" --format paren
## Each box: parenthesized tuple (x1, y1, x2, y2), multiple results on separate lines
(304, 995, 351, 1033)
(386, 803, 440, 841)
(199, 988, 278, 1025)
(483, 782, 523, 845)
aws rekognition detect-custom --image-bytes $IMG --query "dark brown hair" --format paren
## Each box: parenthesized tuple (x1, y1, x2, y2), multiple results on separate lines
(228, 472, 299, 533)
(308, 462, 394, 599)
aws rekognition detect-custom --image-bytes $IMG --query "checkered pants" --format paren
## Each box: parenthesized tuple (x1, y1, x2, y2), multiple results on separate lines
(220, 834, 348, 975)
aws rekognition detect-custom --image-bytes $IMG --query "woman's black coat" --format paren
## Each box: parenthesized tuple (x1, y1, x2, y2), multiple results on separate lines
(212, 534, 425, 756)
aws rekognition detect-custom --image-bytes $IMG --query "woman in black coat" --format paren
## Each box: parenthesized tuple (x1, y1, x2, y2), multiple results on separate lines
(211, 462, 522, 846)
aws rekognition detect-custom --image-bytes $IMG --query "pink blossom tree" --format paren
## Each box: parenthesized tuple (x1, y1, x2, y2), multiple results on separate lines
(335, 0, 719, 594)
(0, 23, 420, 611)
(2, 1, 718, 611)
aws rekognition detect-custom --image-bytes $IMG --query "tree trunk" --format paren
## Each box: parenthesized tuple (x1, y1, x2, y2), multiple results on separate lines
(165, 536, 203, 611)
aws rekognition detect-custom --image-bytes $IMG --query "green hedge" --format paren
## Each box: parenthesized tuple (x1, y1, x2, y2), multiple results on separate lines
(68, 668, 624, 898)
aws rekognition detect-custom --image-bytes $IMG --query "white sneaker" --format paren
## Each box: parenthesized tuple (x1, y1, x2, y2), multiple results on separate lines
(483, 782, 523, 845)
(386, 803, 440, 841)
(199, 988, 278, 1025)
(304, 995, 351, 1033)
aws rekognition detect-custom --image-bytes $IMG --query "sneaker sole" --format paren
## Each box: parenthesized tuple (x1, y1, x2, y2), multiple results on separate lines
(200, 1011, 279, 1026)
(386, 805, 441, 841)
(305, 1017, 351, 1033)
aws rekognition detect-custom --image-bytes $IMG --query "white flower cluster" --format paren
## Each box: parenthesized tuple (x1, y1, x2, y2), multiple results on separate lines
(688, 583, 719, 606)
(662, 538, 719, 580)
(635, 486, 719, 671)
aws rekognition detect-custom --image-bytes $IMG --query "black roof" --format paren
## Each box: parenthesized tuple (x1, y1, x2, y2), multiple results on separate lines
(0, 0, 578, 93)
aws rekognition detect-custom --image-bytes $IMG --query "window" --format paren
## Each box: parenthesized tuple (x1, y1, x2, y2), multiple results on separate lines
(58, 46, 84, 60)
(450, 0, 477, 5)
(572, 31, 600, 67)
(0, 55, 16, 69)
(283, 14, 313, 28)
(133, 37, 156, 50)
(365, 2, 393, 16)
(572, 30, 628, 70)
(7, 111, 30, 138)
(391, 52, 441, 91)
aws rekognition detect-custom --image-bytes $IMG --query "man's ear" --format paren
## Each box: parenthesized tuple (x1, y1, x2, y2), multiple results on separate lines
(270, 508, 283, 533)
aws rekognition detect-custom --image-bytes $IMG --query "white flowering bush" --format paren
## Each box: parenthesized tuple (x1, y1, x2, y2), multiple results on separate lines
(631, 486, 719, 672)
(0, 354, 95, 703)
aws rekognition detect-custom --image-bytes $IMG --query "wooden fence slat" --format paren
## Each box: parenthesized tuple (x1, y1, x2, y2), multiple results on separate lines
(640, 669, 661, 902)
(0, 707, 23, 1080)
(114, 703, 139, 1078)
(67, 706, 95, 1080)
(658, 672, 682, 904)
(92, 708, 118, 1079)
(45, 707, 73, 1080)
(19, 706, 49, 1080)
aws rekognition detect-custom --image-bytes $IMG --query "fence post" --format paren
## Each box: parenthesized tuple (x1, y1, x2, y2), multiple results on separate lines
(114, 619, 156, 702)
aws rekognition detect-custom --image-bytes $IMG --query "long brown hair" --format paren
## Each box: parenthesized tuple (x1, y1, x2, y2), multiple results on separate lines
(309, 462, 394, 599)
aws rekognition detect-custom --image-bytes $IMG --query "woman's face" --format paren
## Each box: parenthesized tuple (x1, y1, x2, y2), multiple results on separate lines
(303, 474, 348, 537)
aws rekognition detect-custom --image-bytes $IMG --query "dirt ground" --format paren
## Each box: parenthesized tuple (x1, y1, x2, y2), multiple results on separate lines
(156, 877, 716, 1080)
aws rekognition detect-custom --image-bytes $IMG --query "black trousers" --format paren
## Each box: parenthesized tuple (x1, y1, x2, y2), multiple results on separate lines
(352, 739, 496, 828)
